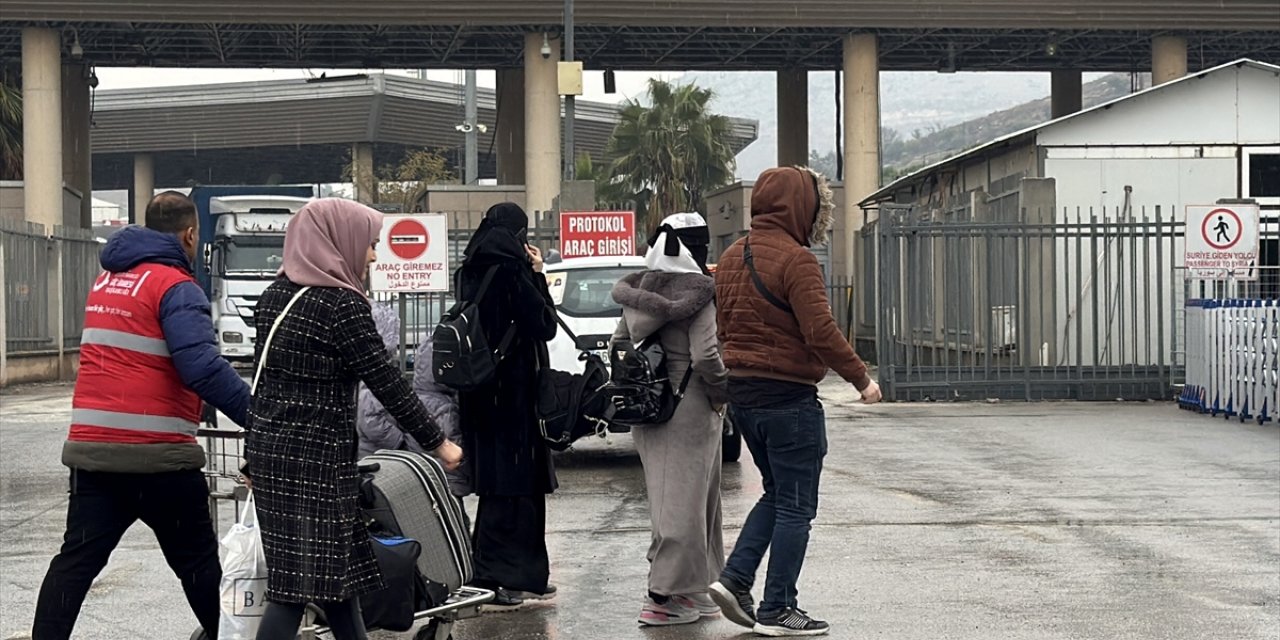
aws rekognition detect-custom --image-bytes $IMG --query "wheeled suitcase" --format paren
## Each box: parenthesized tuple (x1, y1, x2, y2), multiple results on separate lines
(361, 450, 473, 591)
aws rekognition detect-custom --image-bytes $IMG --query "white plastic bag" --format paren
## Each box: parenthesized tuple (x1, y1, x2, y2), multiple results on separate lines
(217, 493, 268, 640)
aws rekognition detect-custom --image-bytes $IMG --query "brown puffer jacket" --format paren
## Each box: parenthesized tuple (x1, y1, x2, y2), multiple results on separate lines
(714, 166, 871, 390)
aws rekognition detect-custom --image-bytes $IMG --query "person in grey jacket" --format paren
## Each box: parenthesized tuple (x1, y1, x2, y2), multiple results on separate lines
(357, 302, 471, 496)
(611, 213, 729, 627)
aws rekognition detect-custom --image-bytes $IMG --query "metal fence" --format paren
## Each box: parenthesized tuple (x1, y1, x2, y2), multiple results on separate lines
(876, 203, 1191, 401)
(2, 219, 54, 354)
(1178, 293, 1279, 424)
(1, 220, 105, 357)
(57, 226, 103, 349)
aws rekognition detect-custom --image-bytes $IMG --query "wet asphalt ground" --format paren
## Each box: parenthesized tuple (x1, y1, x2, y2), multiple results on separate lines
(1, 380, 1277, 639)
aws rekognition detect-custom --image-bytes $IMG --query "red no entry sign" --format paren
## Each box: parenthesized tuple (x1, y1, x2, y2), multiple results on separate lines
(387, 218, 429, 260)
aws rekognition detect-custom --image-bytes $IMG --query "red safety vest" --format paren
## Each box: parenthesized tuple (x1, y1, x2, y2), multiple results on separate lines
(69, 263, 202, 448)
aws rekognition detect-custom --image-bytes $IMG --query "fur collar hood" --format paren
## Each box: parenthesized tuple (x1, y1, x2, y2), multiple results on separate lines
(749, 165, 835, 247)
(612, 270, 715, 341)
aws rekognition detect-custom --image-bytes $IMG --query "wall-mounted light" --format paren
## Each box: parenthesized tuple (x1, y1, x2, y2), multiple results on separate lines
(940, 43, 957, 74)
(70, 29, 84, 60)
(603, 69, 617, 94)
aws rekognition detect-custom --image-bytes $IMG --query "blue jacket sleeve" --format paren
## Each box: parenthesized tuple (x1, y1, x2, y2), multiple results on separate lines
(159, 281, 251, 427)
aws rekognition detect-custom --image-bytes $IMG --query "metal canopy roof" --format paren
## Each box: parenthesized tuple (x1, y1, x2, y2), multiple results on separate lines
(2, 0, 1278, 71)
(2, 25, 1276, 72)
(85, 73, 758, 190)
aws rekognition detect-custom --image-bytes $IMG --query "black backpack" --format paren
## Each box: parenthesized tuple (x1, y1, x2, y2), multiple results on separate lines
(433, 265, 517, 391)
(604, 335, 693, 426)
(537, 314, 613, 451)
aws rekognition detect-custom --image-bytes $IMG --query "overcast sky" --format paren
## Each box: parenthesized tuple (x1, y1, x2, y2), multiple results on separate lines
(95, 67, 676, 104)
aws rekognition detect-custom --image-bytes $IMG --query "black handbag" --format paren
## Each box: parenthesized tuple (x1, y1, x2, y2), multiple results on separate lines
(601, 335, 693, 427)
(536, 313, 613, 451)
(359, 536, 424, 632)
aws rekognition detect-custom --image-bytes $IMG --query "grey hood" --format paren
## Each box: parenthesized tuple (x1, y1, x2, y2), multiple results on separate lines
(611, 270, 715, 342)
(370, 302, 401, 354)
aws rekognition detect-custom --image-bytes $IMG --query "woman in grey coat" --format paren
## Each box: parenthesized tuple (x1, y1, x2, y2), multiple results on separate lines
(611, 212, 729, 627)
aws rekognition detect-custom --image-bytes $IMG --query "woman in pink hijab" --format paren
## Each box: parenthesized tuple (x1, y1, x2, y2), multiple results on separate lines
(245, 198, 463, 639)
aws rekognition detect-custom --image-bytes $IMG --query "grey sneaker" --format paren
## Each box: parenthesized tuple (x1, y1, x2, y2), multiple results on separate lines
(638, 594, 701, 626)
(709, 579, 756, 628)
(684, 591, 721, 617)
(753, 607, 830, 637)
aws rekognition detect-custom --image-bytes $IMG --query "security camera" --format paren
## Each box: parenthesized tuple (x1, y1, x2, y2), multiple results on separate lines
(540, 33, 552, 59)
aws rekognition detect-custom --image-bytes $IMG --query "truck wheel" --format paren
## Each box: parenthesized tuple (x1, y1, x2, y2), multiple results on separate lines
(722, 415, 742, 463)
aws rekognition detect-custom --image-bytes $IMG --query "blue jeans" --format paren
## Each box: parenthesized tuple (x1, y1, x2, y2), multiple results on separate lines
(721, 396, 827, 618)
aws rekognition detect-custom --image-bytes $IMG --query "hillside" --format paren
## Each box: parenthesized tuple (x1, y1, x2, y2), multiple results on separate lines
(678, 70, 1146, 179)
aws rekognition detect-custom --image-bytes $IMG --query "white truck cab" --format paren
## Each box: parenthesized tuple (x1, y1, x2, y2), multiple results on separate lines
(206, 195, 312, 362)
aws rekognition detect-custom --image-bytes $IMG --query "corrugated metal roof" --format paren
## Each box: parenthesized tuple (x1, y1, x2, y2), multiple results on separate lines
(6, 0, 1279, 29)
(90, 74, 758, 155)
(859, 59, 1280, 206)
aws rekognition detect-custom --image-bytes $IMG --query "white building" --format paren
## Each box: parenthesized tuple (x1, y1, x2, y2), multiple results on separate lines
(864, 58, 1279, 230)
(858, 59, 1279, 379)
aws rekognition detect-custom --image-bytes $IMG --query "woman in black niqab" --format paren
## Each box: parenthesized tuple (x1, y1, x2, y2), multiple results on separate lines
(454, 202, 560, 604)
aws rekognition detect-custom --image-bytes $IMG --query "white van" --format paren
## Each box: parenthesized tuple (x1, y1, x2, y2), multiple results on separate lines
(543, 255, 742, 462)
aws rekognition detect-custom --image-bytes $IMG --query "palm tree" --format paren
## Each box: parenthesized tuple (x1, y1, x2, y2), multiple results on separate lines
(574, 152, 634, 210)
(606, 79, 736, 232)
(0, 65, 22, 181)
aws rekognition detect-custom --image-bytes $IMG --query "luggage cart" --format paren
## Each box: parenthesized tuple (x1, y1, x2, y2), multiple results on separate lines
(193, 423, 491, 640)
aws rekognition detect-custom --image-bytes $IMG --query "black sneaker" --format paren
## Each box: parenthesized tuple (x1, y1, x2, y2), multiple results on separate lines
(708, 579, 755, 628)
(516, 584, 558, 600)
(480, 587, 528, 612)
(753, 607, 830, 637)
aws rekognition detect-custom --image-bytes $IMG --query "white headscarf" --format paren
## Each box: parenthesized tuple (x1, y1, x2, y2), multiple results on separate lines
(645, 212, 708, 274)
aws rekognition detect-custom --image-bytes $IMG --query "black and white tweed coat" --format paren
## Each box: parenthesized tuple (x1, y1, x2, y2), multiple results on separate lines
(246, 277, 444, 603)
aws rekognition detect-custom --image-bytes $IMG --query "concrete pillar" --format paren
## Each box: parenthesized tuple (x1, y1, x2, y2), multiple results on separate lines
(352, 142, 376, 204)
(839, 33, 880, 280)
(62, 64, 93, 228)
(496, 68, 527, 186)
(133, 154, 154, 226)
(524, 33, 561, 214)
(1152, 35, 1188, 86)
(1050, 70, 1083, 119)
(21, 28, 63, 233)
(777, 69, 809, 167)
(0, 237, 7, 386)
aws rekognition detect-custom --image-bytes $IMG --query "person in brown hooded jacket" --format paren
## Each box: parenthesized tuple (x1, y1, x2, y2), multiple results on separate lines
(708, 166, 881, 637)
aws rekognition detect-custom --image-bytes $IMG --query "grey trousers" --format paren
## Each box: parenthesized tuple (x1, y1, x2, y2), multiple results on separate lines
(632, 382, 726, 596)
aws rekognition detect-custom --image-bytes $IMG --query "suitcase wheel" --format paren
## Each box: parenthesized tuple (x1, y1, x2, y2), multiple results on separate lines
(414, 619, 452, 640)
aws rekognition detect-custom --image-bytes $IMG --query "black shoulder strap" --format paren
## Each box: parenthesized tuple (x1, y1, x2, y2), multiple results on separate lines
(743, 237, 793, 314)
(543, 305, 584, 347)
(673, 365, 694, 398)
(495, 324, 518, 355)
(463, 265, 516, 357)
(470, 264, 501, 305)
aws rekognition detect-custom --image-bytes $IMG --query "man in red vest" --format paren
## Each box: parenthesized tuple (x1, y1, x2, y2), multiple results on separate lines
(33, 192, 251, 640)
